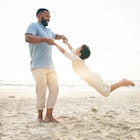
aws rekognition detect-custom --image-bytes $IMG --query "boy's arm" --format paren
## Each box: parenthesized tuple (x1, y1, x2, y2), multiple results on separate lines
(64, 40, 73, 51)
(54, 42, 76, 61)
(54, 43, 66, 54)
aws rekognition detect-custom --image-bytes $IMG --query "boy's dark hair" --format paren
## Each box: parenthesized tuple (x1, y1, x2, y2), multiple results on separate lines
(36, 8, 49, 16)
(80, 44, 91, 60)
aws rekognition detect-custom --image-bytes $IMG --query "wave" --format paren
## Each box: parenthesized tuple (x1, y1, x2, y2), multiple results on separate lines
(0, 80, 139, 90)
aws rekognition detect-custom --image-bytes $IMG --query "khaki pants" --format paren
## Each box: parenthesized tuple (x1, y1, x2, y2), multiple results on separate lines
(80, 72, 111, 97)
(31, 69, 59, 110)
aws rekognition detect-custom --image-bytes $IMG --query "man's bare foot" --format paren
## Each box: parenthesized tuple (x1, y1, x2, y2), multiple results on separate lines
(43, 116, 58, 123)
(121, 79, 135, 87)
(36, 118, 42, 125)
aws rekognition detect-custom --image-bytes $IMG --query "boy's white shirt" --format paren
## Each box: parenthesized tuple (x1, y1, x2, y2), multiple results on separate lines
(64, 49, 91, 79)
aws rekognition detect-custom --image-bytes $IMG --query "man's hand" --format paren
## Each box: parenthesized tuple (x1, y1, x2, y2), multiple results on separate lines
(55, 34, 68, 41)
(46, 38, 55, 45)
(61, 35, 68, 42)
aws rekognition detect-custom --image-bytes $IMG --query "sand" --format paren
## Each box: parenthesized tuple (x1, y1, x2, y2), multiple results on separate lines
(0, 87, 140, 140)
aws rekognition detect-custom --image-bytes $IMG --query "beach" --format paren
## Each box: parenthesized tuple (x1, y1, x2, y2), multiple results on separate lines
(0, 87, 140, 140)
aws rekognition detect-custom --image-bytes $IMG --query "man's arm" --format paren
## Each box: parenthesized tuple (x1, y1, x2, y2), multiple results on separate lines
(55, 34, 67, 41)
(25, 34, 55, 45)
(54, 43, 66, 54)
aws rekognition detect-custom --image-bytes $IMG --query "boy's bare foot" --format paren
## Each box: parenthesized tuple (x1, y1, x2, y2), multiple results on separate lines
(121, 79, 135, 87)
(43, 116, 58, 123)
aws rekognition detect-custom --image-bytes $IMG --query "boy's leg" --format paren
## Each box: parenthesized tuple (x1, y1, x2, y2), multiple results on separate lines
(110, 79, 135, 92)
(87, 73, 135, 97)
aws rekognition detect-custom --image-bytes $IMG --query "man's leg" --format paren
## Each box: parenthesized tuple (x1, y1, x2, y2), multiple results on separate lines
(44, 70, 59, 123)
(32, 69, 47, 123)
(37, 110, 43, 123)
(45, 109, 58, 123)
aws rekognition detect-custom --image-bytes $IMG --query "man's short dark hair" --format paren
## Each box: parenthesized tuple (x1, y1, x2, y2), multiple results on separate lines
(36, 8, 49, 16)
(80, 44, 91, 60)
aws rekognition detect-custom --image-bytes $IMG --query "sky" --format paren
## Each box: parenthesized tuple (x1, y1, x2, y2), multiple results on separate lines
(0, 0, 140, 82)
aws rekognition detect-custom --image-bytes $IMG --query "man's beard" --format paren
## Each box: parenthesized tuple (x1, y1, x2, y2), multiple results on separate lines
(41, 17, 48, 26)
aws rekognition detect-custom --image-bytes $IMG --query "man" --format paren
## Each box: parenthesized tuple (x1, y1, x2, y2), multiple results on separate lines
(25, 8, 67, 123)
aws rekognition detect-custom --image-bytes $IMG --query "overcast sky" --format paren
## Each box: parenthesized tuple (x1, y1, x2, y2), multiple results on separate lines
(0, 0, 140, 81)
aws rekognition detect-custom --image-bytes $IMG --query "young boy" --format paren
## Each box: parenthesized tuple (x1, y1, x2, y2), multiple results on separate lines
(54, 40, 135, 97)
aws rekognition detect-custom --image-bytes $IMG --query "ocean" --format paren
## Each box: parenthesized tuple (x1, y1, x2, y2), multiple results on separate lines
(0, 80, 139, 91)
